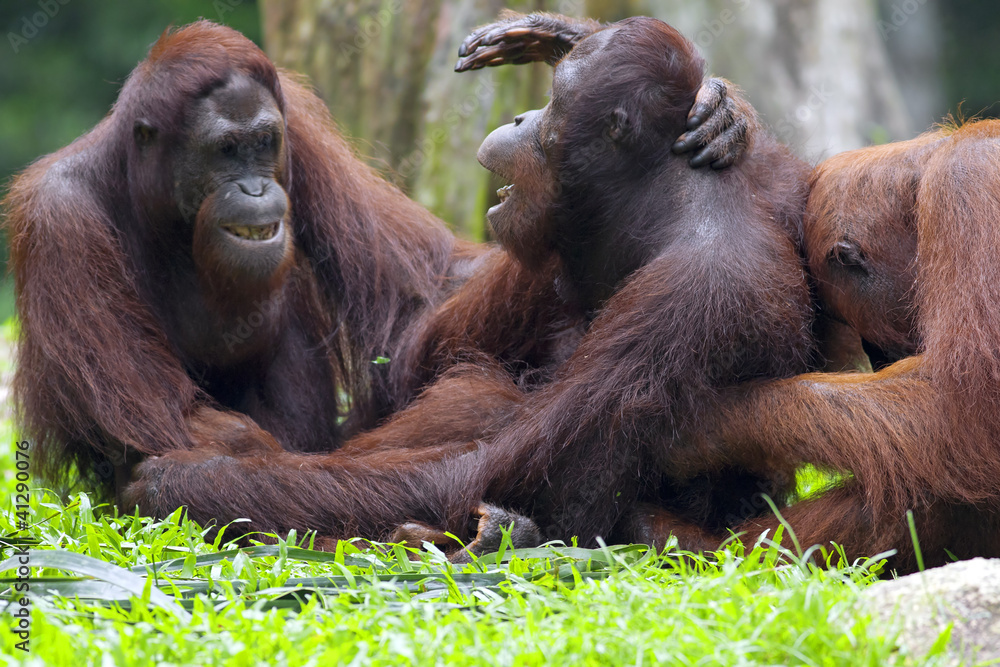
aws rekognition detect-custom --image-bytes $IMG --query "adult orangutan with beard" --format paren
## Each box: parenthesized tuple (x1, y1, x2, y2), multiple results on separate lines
(8, 19, 746, 550)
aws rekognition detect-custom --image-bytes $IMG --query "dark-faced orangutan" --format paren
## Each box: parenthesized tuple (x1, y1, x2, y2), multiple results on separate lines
(384, 13, 820, 553)
(7, 20, 740, 547)
(3, 21, 555, 502)
(108, 15, 812, 553)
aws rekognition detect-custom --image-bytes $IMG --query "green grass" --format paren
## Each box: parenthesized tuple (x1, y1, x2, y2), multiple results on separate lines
(0, 321, 953, 666)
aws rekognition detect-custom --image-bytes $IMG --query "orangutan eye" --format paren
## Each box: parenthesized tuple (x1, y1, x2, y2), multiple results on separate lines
(257, 132, 272, 151)
(220, 140, 238, 157)
(829, 240, 868, 273)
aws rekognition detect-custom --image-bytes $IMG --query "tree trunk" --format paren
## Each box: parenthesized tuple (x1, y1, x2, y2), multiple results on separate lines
(261, 0, 559, 240)
(260, 0, 923, 234)
(594, 0, 917, 162)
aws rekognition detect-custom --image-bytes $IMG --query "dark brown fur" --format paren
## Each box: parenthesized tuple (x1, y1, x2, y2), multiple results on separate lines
(12, 18, 815, 551)
(391, 16, 817, 547)
(672, 121, 1000, 573)
(3, 22, 493, 499)
(5, 21, 592, 541)
(113, 18, 815, 549)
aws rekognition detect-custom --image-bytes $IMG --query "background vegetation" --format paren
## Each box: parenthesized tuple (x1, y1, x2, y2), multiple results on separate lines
(2, 0, 1000, 247)
(0, 356, 931, 664)
(0, 3, 997, 662)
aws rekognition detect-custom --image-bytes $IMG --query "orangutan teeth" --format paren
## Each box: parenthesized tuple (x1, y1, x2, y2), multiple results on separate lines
(223, 222, 280, 241)
(497, 184, 513, 202)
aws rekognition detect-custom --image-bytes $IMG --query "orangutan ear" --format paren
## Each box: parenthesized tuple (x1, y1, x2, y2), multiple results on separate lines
(133, 119, 158, 148)
(606, 107, 632, 143)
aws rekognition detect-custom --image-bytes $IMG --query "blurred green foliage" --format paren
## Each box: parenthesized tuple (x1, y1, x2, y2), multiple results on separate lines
(941, 0, 1000, 118)
(0, 0, 999, 323)
(3, 1, 1000, 209)
(0, 1, 260, 189)
(0, 1, 260, 320)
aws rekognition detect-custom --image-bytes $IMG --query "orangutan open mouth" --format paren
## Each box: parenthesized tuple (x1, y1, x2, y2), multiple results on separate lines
(221, 221, 281, 241)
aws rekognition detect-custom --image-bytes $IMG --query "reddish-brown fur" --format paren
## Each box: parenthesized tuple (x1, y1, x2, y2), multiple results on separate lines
(2, 21, 505, 499)
(113, 17, 817, 549)
(6, 21, 599, 542)
(12, 17, 816, 551)
(377, 17, 817, 546)
(417, 15, 819, 548)
(669, 121, 1000, 572)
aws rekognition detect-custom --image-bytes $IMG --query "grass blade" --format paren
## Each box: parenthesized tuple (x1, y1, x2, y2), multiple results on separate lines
(1, 550, 190, 620)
